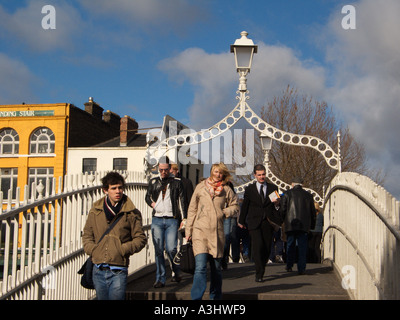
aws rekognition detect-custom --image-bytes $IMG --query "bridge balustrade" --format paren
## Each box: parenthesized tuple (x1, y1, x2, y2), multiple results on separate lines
(2, 170, 399, 300)
(323, 172, 400, 300)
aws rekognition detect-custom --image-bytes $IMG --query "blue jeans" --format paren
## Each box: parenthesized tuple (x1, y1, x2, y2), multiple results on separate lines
(269, 228, 284, 259)
(191, 253, 222, 300)
(92, 266, 127, 300)
(223, 217, 240, 262)
(286, 231, 308, 273)
(151, 217, 180, 284)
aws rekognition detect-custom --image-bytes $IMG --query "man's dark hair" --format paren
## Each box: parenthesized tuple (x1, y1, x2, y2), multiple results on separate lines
(101, 171, 125, 190)
(159, 156, 171, 167)
(253, 164, 266, 174)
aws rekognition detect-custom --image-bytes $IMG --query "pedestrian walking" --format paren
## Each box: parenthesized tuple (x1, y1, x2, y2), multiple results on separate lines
(280, 177, 316, 274)
(82, 171, 147, 300)
(186, 162, 239, 300)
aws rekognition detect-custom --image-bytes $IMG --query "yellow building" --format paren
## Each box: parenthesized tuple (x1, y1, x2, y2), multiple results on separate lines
(0, 99, 123, 201)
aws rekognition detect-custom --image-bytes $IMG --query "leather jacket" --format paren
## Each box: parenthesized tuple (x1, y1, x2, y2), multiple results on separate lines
(145, 176, 187, 221)
(280, 185, 316, 233)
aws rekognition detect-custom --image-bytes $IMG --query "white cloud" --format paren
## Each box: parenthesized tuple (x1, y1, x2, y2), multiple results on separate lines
(0, 0, 83, 52)
(324, 0, 400, 198)
(159, 43, 326, 130)
(0, 53, 38, 104)
(77, 0, 207, 35)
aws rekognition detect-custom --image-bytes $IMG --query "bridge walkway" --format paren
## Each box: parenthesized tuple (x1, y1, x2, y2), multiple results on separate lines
(126, 261, 350, 300)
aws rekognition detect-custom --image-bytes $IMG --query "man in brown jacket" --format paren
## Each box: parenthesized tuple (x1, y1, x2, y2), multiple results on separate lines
(82, 172, 147, 300)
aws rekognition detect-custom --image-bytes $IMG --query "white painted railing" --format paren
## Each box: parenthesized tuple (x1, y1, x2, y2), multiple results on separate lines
(323, 172, 400, 300)
(0, 171, 153, 300)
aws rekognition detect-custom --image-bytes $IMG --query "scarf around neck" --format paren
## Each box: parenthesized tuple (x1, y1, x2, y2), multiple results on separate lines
(205, 177, 224, 198)
(104, 194, 126, 222)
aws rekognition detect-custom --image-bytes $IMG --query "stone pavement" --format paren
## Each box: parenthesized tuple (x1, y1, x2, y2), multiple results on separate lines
(126, 261, 350, 300)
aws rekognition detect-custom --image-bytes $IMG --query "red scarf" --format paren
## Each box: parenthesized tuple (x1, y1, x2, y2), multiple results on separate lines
(205, 178, 224, 198)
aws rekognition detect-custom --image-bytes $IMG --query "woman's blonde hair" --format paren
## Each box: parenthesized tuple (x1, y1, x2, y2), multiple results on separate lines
(210, 162, 232, 184)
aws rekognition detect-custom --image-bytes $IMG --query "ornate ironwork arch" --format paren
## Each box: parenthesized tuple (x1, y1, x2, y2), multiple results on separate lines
(146, 32, 341, 206)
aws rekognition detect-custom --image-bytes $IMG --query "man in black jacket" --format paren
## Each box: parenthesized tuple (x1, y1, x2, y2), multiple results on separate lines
(145, 158, 188, 288)
(238, 164, 281, 282)
(280, 177, 316, 275)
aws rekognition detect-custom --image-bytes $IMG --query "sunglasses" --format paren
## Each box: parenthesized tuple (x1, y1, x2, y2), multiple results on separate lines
(159, 168, 169, 172)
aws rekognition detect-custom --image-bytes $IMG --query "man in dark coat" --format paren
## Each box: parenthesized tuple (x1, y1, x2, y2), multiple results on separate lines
(238, 164, 281, 282)
(280, 177, 316, 275)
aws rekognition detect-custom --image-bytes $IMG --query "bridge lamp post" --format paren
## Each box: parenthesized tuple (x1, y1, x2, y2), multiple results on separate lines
(230, 31, 258, 92)
(260, 134, 272, 174)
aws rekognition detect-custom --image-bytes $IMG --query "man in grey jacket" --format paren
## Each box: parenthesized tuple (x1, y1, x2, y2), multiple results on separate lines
(280, 177, 316, 275)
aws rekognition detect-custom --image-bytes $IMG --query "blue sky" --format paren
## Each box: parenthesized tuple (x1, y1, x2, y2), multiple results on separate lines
(1, 0, 399, 199)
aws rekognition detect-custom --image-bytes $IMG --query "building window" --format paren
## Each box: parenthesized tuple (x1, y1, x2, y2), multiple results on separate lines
(82, 158, 97, 173)
(0, 168, 18, 199)
(0, 128, 19, 155)
(113, 158, 127, 171)
(28, 167, 54, 197)
(30, 127, 55, 154)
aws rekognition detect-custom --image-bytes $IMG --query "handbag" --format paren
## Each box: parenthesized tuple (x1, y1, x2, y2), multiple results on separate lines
(173, 241, 195, 274)
(78, 214, 123, 289)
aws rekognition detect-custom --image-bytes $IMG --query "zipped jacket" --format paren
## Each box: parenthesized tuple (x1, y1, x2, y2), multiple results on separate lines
(145, 176, 188, 221)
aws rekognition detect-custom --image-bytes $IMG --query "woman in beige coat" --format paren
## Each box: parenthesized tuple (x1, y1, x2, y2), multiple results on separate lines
(186, 162, 239, 300)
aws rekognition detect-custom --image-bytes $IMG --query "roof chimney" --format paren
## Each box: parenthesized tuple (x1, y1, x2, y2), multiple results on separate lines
(120, 115, 138, 146)
(84, 97, 103, 120)
(103, 110, 121, 129)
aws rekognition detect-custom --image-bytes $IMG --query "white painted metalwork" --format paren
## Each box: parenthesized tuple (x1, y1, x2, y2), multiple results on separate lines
(323, 172, 400, 300)
(146, 31, 341, 202)
(147, 89, 340, 171)
(0, 171, 153, 300)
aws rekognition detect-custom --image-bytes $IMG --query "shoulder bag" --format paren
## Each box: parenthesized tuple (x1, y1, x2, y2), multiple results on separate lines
(78, 214, 123, 289)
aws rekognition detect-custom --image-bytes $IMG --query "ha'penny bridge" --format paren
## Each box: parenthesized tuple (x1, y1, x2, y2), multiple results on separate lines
(0, 32, 399, 301)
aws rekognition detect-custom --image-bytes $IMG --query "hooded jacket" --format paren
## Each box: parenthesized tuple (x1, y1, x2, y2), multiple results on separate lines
(82, 195, 147, 267)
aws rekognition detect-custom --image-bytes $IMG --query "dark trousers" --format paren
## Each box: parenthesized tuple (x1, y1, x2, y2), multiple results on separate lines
(286, 231, 308, 272)
(249, 220, 274, 279)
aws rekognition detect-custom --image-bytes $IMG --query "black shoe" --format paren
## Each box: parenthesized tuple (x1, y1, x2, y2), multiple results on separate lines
(153, 281, 165, 288)
(255, 277, 263, 282)
(298, 270, 306, 275)
(285, 266, 293, 272)
(171, 275, 182, 283)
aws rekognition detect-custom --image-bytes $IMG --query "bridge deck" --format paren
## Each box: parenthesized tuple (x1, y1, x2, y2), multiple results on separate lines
(126, 261, 350, 300)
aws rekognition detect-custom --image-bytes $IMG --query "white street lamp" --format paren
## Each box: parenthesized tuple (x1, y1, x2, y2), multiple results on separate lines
(230, 31, 258, 91)
(260, 134, 272, 173)
(260, 135, 272, 151)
